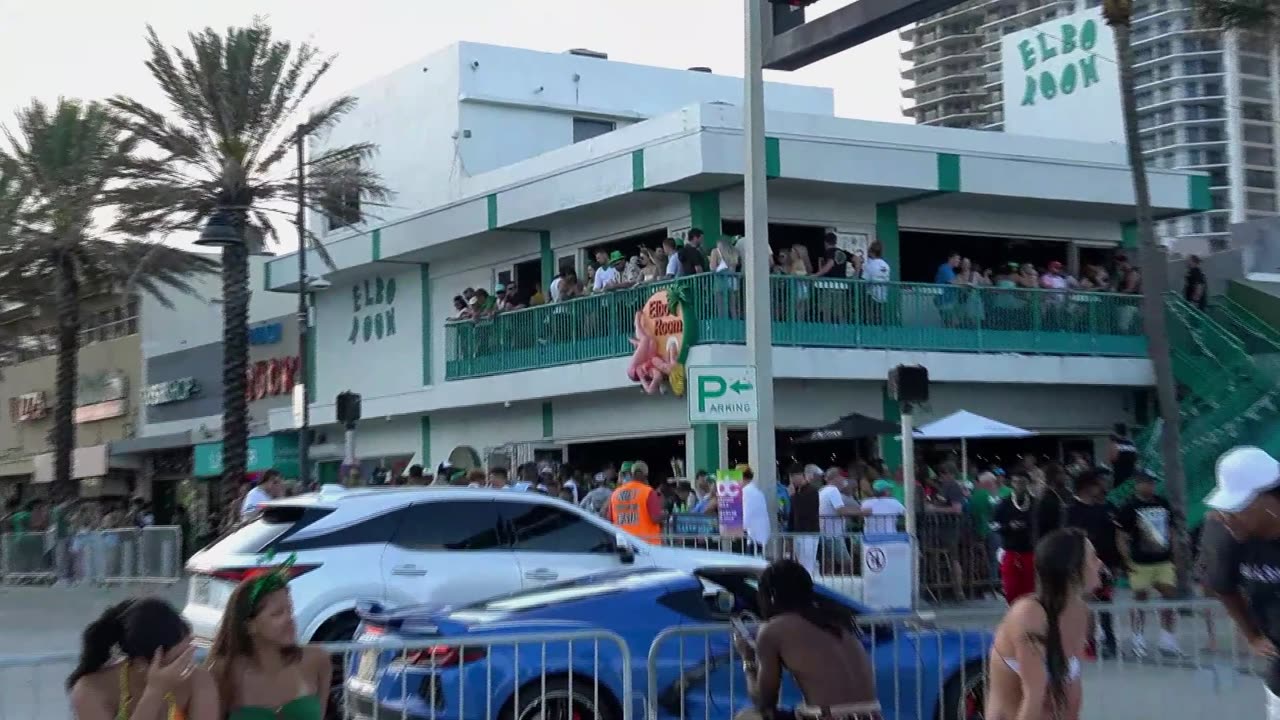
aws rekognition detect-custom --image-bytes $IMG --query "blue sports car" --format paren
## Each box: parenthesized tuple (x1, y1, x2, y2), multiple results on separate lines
(344, 567, 989, 720)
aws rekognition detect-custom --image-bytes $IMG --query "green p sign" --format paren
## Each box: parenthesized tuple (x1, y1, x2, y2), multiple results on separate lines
(688, 365, 759, 424)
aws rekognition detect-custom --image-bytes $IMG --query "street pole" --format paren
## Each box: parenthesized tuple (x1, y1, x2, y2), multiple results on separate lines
(900, 404, 918, 609)
(294, 124, 311, 489)
(744, 0, 779, 537)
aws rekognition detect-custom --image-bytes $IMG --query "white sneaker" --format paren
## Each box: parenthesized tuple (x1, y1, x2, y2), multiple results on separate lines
(1158, 630, 1184, 657)
(1130, 633, 1149, 659)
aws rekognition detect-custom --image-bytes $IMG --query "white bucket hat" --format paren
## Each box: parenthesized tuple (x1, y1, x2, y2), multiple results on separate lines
(1205, 446, 1280, 512)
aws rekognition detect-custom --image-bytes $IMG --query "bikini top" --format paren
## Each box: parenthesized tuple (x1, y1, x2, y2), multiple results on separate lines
(226, 695, 322, 720)
(997, 652, 1083, 682)
(118, 665, 184, 720)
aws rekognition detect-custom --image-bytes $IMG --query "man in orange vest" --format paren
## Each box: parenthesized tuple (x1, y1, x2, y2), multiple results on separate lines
(606, 460, 667, 544)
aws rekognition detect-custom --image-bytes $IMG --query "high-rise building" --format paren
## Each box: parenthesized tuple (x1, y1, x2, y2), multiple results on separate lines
(902, 0, 1267, 251)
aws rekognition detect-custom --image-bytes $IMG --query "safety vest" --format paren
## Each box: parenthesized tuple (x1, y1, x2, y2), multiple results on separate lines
(609, 481, 662, 544)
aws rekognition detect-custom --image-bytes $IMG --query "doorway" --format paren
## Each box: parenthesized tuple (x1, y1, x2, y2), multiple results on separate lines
(514, 258, 542, 305)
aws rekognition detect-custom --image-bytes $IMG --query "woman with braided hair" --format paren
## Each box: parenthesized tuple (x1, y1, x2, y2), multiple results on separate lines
(68, 597, 218, 720)
(986, 528, 1100, 720)
(207, 555, 329, 720)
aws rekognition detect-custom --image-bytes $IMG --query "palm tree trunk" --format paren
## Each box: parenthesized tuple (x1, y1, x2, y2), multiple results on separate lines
(52, 254, 80, 499)
(220, 235, 251, 512)
(1112, 19, 1192, 592)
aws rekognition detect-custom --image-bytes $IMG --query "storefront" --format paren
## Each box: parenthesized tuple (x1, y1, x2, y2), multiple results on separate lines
(192, 433, 301, 480)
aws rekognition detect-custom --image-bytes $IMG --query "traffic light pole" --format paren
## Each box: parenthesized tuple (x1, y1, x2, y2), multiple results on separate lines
(745, 0, 780, 537)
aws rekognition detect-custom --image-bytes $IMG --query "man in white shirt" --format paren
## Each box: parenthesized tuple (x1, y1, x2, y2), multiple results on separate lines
(741, 467, 772, 551)
(817, 468, 858, 572)
(240, 469, 284, 518)
(593, 250, 626, 292)
(859, 480, 907, 535)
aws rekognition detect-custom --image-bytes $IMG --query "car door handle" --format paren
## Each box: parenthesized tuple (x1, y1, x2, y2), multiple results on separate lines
(392, 564, 428, 576)
(524, 569, 558, 581)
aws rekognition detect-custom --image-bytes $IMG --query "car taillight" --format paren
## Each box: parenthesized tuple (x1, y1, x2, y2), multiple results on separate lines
(404, 645, 486, 668)
(205, 564, 321, 583)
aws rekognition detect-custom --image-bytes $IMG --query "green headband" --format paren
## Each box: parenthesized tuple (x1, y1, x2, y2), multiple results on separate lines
(245, 551, 297, 611)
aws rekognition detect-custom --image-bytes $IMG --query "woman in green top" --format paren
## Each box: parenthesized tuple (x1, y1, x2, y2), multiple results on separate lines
(208, 556, 328, 720)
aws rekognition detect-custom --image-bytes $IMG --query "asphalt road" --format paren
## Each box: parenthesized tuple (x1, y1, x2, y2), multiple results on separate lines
(0, 582, 1267, 720)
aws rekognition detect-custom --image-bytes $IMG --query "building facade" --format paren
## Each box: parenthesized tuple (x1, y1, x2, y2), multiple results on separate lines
(902, 0, 1276, 253)
(0, 295, 143, 504)
(261, 44, 1207, 483)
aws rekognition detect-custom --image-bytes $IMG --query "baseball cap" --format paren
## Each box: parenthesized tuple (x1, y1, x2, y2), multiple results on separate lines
(620, 461, 634, 473)
(1205, 446, 1280, 512)
(873, 479, 895, 495)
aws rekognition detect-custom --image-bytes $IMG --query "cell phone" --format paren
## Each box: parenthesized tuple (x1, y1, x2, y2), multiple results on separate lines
(731, 614, 760, 650)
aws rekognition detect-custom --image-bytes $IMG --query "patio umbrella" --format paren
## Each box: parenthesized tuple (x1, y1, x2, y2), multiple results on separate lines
(793, 412, 901, 444)
(914, 410, 1036, 481)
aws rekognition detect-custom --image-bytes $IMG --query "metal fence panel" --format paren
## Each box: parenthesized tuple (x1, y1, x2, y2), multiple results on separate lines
(0, 526, 182, 585)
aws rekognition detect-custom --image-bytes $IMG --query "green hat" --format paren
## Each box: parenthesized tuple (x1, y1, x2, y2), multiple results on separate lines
(873, 479, 895, 494)
(620, 461, 634, 472)
(608, 250, 625, 264)
(495, 282, 506, 292)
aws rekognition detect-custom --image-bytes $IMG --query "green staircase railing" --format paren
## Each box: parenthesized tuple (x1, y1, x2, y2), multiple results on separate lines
(1111, 293, 1280, 527)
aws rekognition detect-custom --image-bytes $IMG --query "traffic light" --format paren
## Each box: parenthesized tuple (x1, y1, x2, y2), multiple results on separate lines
(336, 391, 362, 428)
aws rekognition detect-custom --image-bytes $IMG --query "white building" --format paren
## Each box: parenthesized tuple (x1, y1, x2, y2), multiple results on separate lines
(261, 43, 1206, 481)
(902, 0, 1273, 253)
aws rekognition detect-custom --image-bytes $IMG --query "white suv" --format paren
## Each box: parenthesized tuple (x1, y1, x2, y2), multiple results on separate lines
(184, 485, 765, 645)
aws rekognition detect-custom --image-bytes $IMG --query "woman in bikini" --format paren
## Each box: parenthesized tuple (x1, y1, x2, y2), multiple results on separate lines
(986, 528, 1100, 720)
(68, 597, 219, 720)
(207, 555, 330, 720)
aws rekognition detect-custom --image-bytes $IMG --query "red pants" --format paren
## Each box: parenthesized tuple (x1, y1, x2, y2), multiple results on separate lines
(1001, 550, 1036, 603)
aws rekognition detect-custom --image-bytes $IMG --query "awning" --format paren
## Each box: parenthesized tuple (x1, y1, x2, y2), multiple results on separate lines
(793, 413, 900, 444)
(109, 431, 195, 456)
(193, 433, 299, 479)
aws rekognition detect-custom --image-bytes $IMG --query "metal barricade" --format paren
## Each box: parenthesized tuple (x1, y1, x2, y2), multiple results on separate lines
(0, 532, 57, 584)
(75, 526, 183, 584)
(0, 652, 77, 720)
(324, 629, 635, 720)
(659, 532, 865, 600)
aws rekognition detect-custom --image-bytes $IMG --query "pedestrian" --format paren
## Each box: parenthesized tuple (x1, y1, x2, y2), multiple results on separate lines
(405, 464, 426, 485)
(579, 472, 614, 517)
(67, 597, 218, 720)
(240, 470, 285, 519)
(985, 528, 1098, 720)
(1199, 446, 1280, 719)
(605, 461, 666, 544)
(788, 465, 822, 577)
(968, 471, 1004, 597)
(1109, 423, 1139, 486)
(207, 555, 329, 720)
(1065, 469, 1122, 658)
(741, 467, 772, 553)
(993, 472, 1038, 603)
(732, 559, 881, 720)
(1116, 470, 1183, 658)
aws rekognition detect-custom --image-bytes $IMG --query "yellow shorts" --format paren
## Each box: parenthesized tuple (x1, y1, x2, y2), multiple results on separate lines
(1129, 561, 1176, 591)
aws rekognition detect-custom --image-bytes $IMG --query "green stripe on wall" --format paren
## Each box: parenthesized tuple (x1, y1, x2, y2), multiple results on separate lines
(1188, 174, 1212, 212)
(371, 228, 381, 261)
(875, 203, 901, 282)
(420, 415, 431, 470)
(765, 137, 781, 179)
(631, 149, 645, 191)
(264, 261, 272, 291)
(936, 153, 961, 192)
(689, 191, 723, 243)
(541, 402, 554, 439)
(421, 264, 432, 385)
(1121, 222, 1138, 249)
(692, 424, 719, 474)
(486, 194, 498, 230)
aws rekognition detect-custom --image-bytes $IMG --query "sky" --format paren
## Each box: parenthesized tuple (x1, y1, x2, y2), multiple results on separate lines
(0, 0, 907, 249)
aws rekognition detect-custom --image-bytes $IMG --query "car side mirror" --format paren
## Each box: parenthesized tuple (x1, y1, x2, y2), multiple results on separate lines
(614, 533, 636, 565)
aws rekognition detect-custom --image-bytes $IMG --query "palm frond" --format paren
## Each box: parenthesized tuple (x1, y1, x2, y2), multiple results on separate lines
(1195, 0, 1280, 30)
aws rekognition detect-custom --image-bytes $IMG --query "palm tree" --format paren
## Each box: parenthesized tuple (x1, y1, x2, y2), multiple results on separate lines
(109, 20, 389, 499)
(0, 99, 217, 494)
(1101, 0, 1192, 589)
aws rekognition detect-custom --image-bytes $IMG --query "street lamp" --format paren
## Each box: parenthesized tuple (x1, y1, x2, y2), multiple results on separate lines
(294, 123, 315, 489)
(194, 208, 245, 248)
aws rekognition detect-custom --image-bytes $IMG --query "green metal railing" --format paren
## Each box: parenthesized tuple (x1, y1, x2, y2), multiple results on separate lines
(444, 273, 1147, 380)
(1208, 295, 1280, 358)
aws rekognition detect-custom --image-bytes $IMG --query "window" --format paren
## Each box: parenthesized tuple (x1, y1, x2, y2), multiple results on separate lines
(217, 507, 335, 554)
(276, 510, 397, 552)
(572, 118, 616, 144)
(322, 160, 362, 232)
(1244, 125, 1273, 144)
(503, 502, 615, 553)
(391, 501, 506, 551)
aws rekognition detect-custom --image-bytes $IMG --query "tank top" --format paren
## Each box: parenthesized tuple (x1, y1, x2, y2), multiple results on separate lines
(118, 665, 184, 720)
(609, 481, 662, 544)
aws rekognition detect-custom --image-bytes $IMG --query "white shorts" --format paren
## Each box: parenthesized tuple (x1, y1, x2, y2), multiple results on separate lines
(1269, 688, 1280, 720)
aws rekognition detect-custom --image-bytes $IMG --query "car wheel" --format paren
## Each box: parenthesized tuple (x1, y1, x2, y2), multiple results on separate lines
(938, 660, 987, 720)
(314, 613, 360, 720)
(505, 676, 620, 720)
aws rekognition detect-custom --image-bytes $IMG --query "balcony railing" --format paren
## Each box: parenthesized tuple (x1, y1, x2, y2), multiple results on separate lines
(444, 274, 1147, 380)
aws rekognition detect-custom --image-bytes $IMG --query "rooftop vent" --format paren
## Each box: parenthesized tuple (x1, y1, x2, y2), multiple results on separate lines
(688, 66, 713, 73)
(567, 48, 608, 60)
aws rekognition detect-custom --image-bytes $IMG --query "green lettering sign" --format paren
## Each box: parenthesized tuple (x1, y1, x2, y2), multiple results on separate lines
(1018, 39, 1036, 70)
(347, 275, 399, 345)
(1012, 15, 1108, 108)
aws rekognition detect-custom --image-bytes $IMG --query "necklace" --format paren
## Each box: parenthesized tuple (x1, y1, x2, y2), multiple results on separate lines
(1011, 493, 1031, 511)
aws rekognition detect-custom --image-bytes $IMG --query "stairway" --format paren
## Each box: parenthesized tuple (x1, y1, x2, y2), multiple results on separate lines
(1108, 293, 1280, 527)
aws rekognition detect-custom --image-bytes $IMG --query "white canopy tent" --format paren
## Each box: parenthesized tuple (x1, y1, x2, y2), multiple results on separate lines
(914, 410, 1036, 481)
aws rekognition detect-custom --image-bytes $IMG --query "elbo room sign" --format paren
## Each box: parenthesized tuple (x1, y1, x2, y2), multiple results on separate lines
(349, 276, 397, 344)
(999, 7, 1122, 144)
